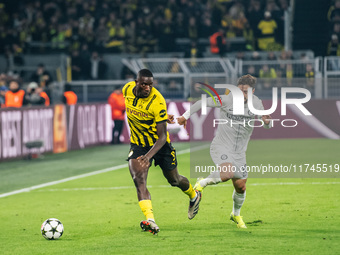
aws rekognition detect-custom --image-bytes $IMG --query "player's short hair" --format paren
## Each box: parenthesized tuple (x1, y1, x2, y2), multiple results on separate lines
(237, 74, 256, 88)
(137, 69, 153, 78)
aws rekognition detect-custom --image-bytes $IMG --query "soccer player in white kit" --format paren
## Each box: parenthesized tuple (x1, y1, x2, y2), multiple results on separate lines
(177, 74, 272, 228)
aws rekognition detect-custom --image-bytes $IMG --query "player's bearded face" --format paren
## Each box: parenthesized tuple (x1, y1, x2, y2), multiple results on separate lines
(238, 84, 254, 104)
(135, 76, 153, 98)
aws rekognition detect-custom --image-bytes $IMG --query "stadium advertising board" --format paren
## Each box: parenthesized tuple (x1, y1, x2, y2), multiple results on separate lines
(0, 107, 54, 160)
(53, 104, 68, 153)
(66, 104, 112, 150)
(0, 103, 111, 161)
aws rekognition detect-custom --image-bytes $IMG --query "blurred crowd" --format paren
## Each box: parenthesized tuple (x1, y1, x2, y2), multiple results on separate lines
(242, 51, 315, 89)
(327, 0, 340, 70)
(0, 66, 77, 108)
(236, 50, 314, 83)
(0, 0, 288, 56)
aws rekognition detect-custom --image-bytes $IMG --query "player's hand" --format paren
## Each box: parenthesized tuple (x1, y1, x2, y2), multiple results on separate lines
(176, 116, 187, 128)
(262, 115, 272, 125)
(137, 155, 150, 168)
(167, 114, 175, 124)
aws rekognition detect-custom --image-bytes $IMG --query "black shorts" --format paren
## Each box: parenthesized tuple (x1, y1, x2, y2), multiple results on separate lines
(127, 142, 178, 171)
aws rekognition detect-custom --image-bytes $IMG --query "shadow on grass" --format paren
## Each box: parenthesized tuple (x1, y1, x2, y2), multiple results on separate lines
(246, 220, 263, 226)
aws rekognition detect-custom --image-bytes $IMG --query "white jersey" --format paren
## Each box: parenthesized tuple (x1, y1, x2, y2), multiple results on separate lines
(182, 93, 270, 155)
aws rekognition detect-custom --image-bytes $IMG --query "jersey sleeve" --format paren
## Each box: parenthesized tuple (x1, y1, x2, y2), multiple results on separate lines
(256, 98, 272, 129)
(153, 96, 168, 123)
(122, 82, 133, 98)
(182, 94, 232, 120)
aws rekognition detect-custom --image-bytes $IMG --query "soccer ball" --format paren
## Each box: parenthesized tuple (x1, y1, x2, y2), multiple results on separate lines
(41, 218, 64, 240)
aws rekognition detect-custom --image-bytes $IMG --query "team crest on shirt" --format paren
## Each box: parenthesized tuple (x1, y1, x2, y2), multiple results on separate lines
(247, 110, 255, 116)
(159, 109, 166, 118)
(221, 154, 228, 160)
(138, 101, 144, 109)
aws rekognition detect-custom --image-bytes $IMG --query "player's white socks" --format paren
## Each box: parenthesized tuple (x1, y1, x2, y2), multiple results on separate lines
(200, 171, 222, 188)
(232, 190, 246, 216)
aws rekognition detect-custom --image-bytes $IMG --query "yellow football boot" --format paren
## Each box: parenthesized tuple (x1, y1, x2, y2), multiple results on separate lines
(230, 213, 247, 229)
(193, 178, 204, 193)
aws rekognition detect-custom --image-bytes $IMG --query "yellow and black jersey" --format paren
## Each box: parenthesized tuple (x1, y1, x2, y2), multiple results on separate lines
(123, 81, 170, 147)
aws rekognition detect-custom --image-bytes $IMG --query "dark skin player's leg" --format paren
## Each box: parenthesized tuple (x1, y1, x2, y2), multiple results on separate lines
(129, 158, 151, 200)
(162, 167, 190, 191)
(129, 160, 190, 199)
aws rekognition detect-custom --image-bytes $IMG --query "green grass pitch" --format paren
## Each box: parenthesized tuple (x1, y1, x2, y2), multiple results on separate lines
(0, 139, 339, 254)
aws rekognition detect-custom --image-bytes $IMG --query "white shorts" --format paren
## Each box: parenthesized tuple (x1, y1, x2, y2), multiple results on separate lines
(210, 144, 248, 179)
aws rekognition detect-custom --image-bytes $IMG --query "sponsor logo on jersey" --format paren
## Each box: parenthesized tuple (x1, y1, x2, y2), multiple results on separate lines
(126, 107, 148, 117)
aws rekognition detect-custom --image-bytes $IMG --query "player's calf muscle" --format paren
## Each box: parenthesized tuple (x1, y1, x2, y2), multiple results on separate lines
(177, 175, 190, 191)
(134, 180, 150, 200)
(163, 168, 189, 190)
(167, 177, 180, 187)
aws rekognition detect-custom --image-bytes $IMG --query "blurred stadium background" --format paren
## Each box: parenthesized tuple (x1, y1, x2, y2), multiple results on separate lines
(0, 0, 340, 254)
(0, 0, 339, 103)
(1, 0, 340, 160)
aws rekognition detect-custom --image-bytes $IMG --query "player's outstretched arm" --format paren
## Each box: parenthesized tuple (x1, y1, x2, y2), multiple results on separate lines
(137, 122, 167, 168)
(177, 95, 227, 134)
(181, 94, 227, 121)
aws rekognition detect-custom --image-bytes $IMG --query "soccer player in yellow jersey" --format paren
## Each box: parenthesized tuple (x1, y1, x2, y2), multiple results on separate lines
(123, 69, 201, 235)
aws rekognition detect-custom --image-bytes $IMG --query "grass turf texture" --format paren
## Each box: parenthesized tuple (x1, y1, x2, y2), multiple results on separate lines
(0, 139, 339, 254)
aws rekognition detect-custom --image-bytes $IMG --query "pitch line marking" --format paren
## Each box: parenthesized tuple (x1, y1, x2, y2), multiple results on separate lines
(0, 164, 128, 198)
(35, 182, 340, 192)
(0, 144, 209, 199)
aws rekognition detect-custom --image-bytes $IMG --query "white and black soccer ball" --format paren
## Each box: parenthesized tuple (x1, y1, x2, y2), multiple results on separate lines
(41, 218, 64, 240)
